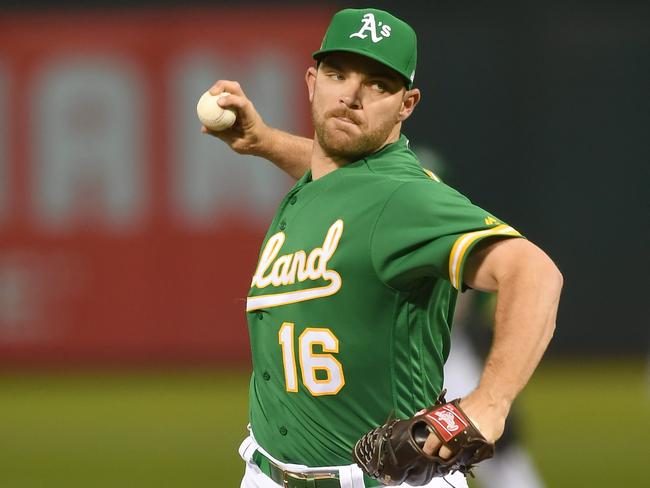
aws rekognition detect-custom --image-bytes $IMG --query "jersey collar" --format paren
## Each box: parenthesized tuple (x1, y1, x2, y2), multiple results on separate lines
(297, 134, 412, 187)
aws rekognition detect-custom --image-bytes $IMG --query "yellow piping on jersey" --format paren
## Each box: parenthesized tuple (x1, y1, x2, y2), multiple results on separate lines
(423, 168, 441, 182)
(448, 225, 522, 290)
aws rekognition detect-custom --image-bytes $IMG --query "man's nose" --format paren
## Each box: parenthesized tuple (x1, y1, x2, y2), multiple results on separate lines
(338, 80, 362, 109)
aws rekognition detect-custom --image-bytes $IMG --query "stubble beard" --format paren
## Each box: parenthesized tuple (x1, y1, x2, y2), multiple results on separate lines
(312, 104, 397, 162)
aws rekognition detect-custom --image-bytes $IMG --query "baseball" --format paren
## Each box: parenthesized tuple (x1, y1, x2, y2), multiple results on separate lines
(196, 91, 237, 131)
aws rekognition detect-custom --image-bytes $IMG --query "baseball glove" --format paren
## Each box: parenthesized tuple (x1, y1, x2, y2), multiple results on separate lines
(352, 391, 495, 486)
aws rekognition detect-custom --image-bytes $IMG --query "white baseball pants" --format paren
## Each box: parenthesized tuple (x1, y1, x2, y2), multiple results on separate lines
(238, 434, 468, 488)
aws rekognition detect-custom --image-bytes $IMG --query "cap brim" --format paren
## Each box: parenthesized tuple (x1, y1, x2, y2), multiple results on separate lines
(312, 48, 413, 88)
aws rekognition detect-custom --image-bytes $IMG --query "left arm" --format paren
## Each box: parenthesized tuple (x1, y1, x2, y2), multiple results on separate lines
(425, 237, 563, 456)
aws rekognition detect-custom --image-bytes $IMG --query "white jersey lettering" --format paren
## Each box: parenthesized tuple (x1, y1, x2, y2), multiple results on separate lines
(247, 220, 344, 311)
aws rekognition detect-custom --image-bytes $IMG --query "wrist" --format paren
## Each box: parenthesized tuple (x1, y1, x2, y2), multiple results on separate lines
(250, 124, 276, 159)
(467, 386, 513, 419)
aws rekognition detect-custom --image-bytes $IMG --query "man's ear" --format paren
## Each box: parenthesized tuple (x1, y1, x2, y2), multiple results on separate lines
(306, 66, 317, 103)
(398, 88, 421, 122)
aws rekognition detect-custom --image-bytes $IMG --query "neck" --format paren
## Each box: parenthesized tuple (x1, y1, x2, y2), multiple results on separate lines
(310, 141, 348, 181)
(310, 125, 402, 180)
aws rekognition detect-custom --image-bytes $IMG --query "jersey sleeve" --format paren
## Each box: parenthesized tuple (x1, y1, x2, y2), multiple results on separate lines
(369, 180, 523, 291)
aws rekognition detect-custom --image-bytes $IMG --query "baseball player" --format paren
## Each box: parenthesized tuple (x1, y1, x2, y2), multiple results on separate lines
(203, 8, 562, 488)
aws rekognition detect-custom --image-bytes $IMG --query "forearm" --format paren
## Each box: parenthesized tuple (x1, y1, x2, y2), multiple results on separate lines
(255, 127, 313, 180)
(476, 257, 562, 414)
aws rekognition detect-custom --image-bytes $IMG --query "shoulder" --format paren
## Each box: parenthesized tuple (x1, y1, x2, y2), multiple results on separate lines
(381, 178, 473, 210)
(372, 179, 502, 241)
(340, 171, 474, 220)
(357, 135, 444, 184)
(364, 151, 434, 183)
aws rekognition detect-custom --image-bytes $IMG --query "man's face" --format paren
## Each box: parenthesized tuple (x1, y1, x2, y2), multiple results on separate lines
(306, 52, 417, 162)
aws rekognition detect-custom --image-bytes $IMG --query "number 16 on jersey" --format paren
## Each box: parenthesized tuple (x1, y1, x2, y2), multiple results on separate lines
(278, 322, 345, 396)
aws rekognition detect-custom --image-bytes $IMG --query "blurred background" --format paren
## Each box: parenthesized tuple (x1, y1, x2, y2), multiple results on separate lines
(0, 0, 647, 487)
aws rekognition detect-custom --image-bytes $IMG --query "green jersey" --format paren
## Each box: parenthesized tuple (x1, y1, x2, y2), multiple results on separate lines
(245, 135, 521, 467)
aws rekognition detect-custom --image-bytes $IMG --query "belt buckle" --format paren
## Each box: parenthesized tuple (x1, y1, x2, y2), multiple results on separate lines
(282, 469, 306, 488)
(282, 470, 306, 487)
(312, 472, 337, 480)
(282, 469, 337, 487)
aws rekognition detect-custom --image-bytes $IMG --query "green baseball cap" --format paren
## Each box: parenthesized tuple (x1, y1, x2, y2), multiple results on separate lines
(313, 8, 417, 88)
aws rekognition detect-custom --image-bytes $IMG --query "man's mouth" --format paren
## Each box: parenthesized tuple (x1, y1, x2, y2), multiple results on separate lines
(326, 108, 361, 125)
(330, 112, 362, 127)
(335, 116, 356, 125)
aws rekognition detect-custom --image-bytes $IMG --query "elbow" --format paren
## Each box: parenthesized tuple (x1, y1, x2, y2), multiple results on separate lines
(547, 259, 564, 301)
(545, 260, 563, 299)
(523, 242, 563, 299)
(532, 251, 563, 313)
(519, 244, 564, 325)
(541, 258, 563, 340)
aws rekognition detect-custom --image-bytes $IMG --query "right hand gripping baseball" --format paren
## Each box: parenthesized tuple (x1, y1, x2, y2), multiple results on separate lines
(201, 80, 271, 156)
(352, 391, 495, 486)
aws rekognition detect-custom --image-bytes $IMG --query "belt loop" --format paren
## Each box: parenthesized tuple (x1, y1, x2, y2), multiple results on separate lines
(238, 435, 258, 463)
(339, 465, 365, 488)
(338, 466, 353, 488)
(350, 464, 366, 488)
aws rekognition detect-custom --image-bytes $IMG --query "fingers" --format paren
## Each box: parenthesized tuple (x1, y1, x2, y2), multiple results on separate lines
(205, 79, 259, 125)
(208, 79, 245, 97)
(207, 80, 252, 114)
(201, 125, 222, 137)
(200, 79, 267, 154)
(438, 445, 453, 459)
(422, 433, 441, 456)
(423, 433, 453, 459)
(217, 92, 248, 111)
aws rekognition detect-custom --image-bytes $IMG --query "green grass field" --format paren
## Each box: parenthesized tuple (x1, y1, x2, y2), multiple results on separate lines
(1, 359, 647, 487)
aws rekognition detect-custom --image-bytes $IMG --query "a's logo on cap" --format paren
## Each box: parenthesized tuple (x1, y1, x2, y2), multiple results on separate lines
(349, 13, 392, 43)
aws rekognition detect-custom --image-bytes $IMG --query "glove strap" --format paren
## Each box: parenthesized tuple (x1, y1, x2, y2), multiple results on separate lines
(424, 401, 471, 442)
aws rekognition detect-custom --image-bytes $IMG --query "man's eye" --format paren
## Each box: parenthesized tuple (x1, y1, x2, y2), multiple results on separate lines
(371, 81, 387, 92)
(328, 72, 344, 80)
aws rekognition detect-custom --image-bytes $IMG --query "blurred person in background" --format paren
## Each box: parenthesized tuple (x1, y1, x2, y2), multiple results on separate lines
(203, 7, 562, 488)
(445, 291, 545, 488)
(416, 147, 547, 488)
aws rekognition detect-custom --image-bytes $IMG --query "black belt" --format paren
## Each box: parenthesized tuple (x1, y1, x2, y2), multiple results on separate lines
(251, 451, 380, 488)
